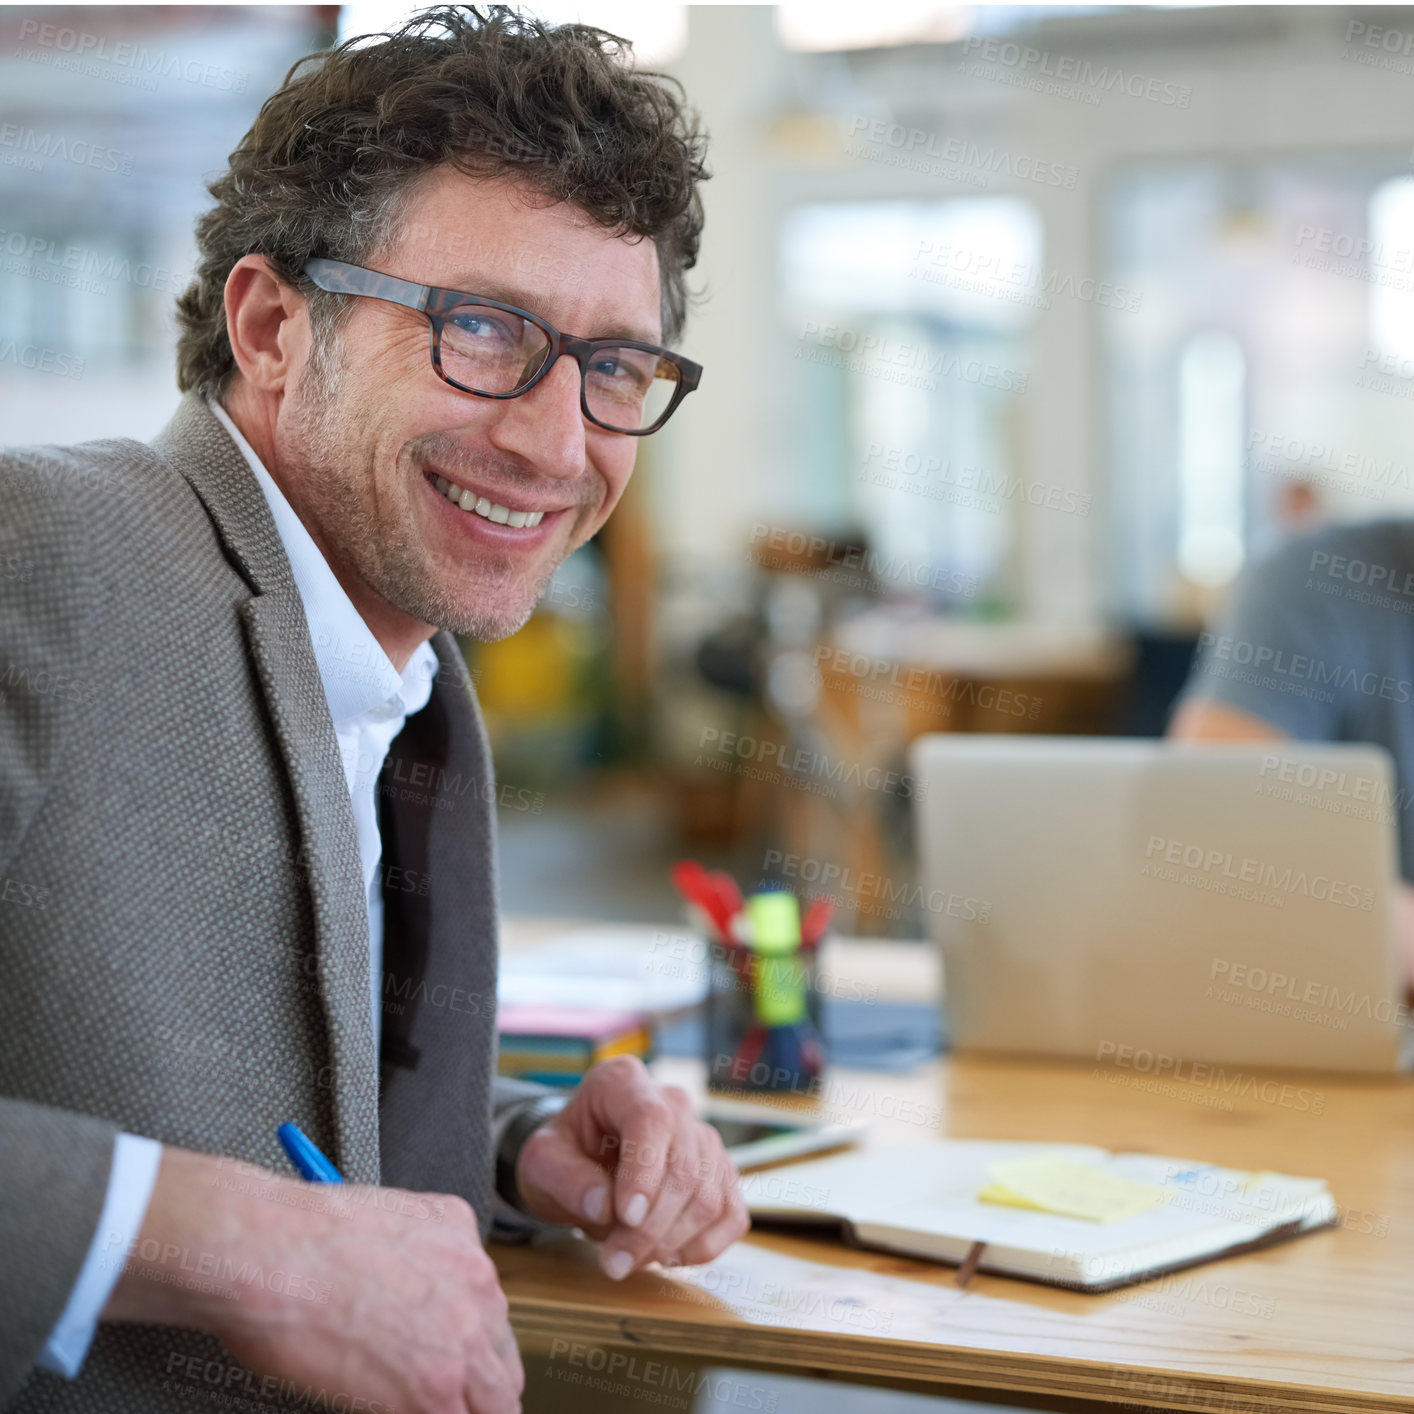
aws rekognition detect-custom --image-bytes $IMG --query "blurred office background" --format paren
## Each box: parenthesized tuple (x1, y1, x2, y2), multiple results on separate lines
(5, 3, 1414, 936)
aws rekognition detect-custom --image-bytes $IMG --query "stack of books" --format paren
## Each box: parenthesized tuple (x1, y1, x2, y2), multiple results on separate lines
(496, 1004, 655, 1087)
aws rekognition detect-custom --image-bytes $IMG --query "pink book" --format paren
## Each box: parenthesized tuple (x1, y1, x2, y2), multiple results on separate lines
(497, 1004, 650, 1040)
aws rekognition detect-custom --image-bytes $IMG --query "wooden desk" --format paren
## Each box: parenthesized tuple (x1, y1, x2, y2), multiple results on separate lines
(496, 923, 1414, 1412)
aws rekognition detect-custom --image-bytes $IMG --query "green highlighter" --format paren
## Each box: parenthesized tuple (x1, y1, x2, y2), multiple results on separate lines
(734, 890, 824, 1090)
(747, 890, 808, 1024)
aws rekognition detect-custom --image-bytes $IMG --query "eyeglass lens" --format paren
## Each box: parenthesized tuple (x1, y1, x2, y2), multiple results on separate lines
(439, 303, 680, 432)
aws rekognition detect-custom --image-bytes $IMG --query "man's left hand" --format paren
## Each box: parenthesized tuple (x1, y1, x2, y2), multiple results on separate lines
(513, 1056, 751, 1279)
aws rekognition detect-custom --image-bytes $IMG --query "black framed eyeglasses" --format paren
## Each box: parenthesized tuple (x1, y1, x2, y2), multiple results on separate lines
(302, 257, 701, 436)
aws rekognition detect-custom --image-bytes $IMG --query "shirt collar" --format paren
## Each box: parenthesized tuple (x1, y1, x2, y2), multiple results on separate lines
(207, 397, 439, 725)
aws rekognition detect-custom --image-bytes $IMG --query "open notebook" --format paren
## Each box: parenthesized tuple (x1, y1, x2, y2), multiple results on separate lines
(742, 1141, 1336, 1292)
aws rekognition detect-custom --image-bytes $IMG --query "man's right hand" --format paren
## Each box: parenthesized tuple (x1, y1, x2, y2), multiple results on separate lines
(102, 1145, 523, 1414)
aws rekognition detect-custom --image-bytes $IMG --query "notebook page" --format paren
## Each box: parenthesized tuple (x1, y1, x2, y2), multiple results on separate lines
(746, 1142, 1332, 1284)
(742, 1140, 1106, 1221)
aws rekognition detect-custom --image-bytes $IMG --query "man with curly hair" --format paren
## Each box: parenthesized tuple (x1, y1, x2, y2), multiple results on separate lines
(0, 8, 743, 1412)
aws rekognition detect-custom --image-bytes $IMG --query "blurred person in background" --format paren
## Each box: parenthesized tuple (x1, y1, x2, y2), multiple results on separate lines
(1170, 517, 1414, 989)
(0, 8, 745, 1413)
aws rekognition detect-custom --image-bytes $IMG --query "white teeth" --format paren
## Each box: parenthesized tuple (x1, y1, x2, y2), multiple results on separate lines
(432, 474, 547, 529)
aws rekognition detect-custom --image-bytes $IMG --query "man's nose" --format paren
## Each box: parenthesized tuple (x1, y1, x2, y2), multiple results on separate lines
(484, 352, 587, 481)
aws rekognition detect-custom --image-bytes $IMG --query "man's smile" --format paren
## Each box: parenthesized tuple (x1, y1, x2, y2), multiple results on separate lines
(428, 471, 548, 527)
(418, 466, 578, 554)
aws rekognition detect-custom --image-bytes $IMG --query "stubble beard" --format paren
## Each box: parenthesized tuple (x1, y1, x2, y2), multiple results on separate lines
(284, 332, 554, 643)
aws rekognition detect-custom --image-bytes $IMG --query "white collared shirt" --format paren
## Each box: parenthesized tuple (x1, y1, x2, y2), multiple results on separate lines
(208, 396, 441, 1042)
(39, 399, 438, 1378)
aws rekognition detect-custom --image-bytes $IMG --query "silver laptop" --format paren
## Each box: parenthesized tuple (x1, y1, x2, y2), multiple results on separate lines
(911, 736, 1411, 1073)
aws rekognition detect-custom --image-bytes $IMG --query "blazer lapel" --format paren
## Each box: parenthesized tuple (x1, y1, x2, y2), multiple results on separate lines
(152, 392, 380, 1181)
(239, 593, 381, 1181)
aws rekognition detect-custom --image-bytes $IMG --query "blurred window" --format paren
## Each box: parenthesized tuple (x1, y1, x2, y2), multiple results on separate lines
(1369, 175, 1414, 368)
(1104, 157, 1414, 628)
(1176, 329, 1246, 588)
(779, 197, 1041, 610)
(0, 7, 326, 444)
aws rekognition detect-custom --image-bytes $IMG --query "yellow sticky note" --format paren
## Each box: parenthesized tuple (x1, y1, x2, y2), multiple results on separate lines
(978, 1156, 1167, 1222)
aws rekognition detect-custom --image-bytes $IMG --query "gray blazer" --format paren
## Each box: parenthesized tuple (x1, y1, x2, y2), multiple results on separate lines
(0, 392, 546, 1410)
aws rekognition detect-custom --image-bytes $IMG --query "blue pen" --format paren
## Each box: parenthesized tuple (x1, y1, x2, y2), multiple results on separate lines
(277, 1122, 344, 1183)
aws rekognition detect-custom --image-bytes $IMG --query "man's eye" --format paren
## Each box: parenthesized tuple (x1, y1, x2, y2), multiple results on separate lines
(451, 313, 512, 341)
(591, 354, 650, 388)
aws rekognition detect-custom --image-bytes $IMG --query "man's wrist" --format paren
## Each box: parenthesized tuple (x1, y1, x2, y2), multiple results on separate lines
(101, 1146, 307, 1335)
(495, 1093, 569, 1216)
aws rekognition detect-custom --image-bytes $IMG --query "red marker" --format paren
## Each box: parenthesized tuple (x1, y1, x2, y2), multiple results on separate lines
(801, 896, 833, 949)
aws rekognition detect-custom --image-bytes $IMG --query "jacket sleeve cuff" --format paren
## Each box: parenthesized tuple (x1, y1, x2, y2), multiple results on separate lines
(489, 1092, 572, 1243)
(37, 1133, 163, 1378)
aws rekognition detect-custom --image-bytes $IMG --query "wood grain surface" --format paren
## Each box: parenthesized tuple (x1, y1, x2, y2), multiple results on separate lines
(496, 921, 1414, 1411)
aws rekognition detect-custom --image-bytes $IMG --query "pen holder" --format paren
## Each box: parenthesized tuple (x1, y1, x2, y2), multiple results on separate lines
(704, 935, 825, 1094)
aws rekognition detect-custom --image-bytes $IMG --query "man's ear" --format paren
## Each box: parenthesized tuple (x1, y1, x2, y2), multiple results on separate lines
(224, 255, 311, 396)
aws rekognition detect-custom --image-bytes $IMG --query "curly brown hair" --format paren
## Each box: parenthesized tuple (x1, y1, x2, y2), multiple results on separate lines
(175, 4, 709, 398)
